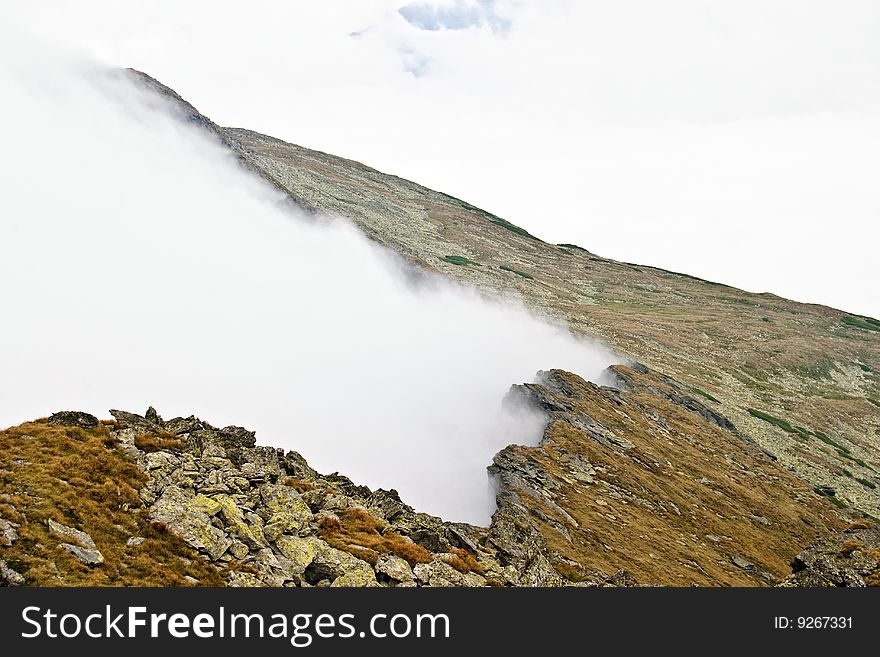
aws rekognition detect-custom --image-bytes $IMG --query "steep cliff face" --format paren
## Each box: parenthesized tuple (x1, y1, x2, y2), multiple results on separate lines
(1, 365, 866, 587)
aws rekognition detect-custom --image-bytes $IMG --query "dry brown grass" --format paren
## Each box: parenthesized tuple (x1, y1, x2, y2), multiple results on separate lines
(846, 519, 875, 531)
(839, 539, 864, 557)
(0, 420, 223, 586)
(282, 477, 315, 493)
(439, 547, 484, 575)
(514, 368, 846, 587)
(134, 432, 184, 453)
(317, 508, 432, 567)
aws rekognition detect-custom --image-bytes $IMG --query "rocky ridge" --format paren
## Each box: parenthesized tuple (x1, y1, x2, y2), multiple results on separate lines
(4, 364, 867, 587)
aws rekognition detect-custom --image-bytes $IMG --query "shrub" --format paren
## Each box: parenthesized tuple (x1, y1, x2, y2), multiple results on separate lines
(842, 315, 880, 332)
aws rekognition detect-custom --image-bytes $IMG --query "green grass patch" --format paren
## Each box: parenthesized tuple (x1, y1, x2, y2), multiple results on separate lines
(443, 255, 481, 267)
(741, 363, 768, 382)
(747, 408, 812, 440)
(814, 430, 851, 454)
(499, 265, 534, 280)
(692, 387, 720, 404)
(557, 243, 590, 253)
(842, 315, 880, 332)
(813, 486, 848, 508)
(857, 478, 877, 490)
(487, 216, 541, 241)
(795, 358, 836, 381)
(761, 317, 771, 323)
(869, 398, 880, 408)
(857, 362, 873, 373)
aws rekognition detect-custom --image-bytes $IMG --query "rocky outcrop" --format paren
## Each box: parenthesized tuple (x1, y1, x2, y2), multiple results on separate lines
(107, 409, 519, 587)
(778, 522, 880, 587)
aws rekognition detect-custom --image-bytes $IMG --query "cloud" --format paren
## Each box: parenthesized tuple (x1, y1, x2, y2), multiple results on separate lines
(7, 3, 880, 322)
(399, 0, 510, 33)
(0, 35, 618, 525)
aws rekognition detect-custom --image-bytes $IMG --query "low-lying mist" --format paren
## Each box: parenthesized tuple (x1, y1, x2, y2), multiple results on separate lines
(0, 39, 618, 525)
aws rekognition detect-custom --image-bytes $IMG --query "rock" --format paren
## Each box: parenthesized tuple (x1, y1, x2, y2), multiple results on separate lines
(304, 544, 376, 587)
(778, 523, 880, 587)
(164, 416, 206, 435)
(48, 519, 98, 551)
(183, 575, 199, 585)
(258, 484, 312, 540)
(145, 406, 164, 426)
(60, 543, 104, 566)
(126, 536, 145, 547)
(47, 411, 98, 429)
(191, 495, 223, 517)
(375, 554, 415, 583)
(0, 518, 19, 546)
(731, 555, 754, 571)
(214, 495, 267, 550)
(227, 571, 265, 587)
(110, 409, 164, 434)
(275, 536, 324, 574)
(152, 486, 233, 560)
(413, 561, 484, 587)
(229, 541, 250, 560)
(0, 559, 25, 586)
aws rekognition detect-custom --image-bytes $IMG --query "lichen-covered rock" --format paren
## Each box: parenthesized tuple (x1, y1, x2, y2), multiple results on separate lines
(259, 483, 312, 540)
(274, 535, 323, 574)
(47, 411, 99, 428)
(413, 561, 485, 587)
(375, 554, 415, 583)
(152, 485, 232, 560)
(214, 495, 267, 550)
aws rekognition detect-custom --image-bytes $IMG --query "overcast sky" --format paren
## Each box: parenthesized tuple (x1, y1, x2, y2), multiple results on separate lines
(10, 1, 880, 317)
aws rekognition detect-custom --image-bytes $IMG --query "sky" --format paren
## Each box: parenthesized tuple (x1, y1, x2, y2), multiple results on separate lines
(0, 32, 618, 524)
(8, 0, 879, 318)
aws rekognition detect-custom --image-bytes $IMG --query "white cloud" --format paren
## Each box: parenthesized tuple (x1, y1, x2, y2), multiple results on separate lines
(0, 34, 618, 525)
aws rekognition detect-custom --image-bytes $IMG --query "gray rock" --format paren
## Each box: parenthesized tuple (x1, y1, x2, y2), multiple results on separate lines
(47, 411, 99, 429)
(126, 536, 145, 547)
(60, 543, 104, 566)
(0, 518, 19, 546)
(375, 554, 415, 583)
(152, 485, 233, 560)
(48, 519, 98, 551)
(0, 559, 25, 586)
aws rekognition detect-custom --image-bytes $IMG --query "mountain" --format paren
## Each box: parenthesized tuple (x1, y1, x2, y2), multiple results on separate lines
(1, 70, 878, 587)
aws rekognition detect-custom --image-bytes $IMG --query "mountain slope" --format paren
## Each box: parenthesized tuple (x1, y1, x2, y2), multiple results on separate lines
(126, 70, 879, 519)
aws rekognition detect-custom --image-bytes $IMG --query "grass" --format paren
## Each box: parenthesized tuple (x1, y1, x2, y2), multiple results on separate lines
(134, 432, 184, 453)
(857, 363, 873, 373)
(814, 431, 851, 455)
(813, 486, 848, 509)
(0, 420, 225, 586)
(317, 508, 483, 575)
(842, 315, 880, 332)
(281, 477, 315, 493)
(499, 265, 534, 280)
(692, 387, 720, 404)
(869, 399, 880, 408)
(795, 358, 836, 381)
(557, 243, 589, 253)
(747, 408, 811, 441)
(317, 508, 432, 568)
(857, 478, 877, 490)
(443, 255, 481, 267)
(487, 216, 541, 240)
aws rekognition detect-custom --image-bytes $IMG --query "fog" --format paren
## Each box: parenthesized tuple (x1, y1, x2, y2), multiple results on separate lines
(0, 40, 618, 525)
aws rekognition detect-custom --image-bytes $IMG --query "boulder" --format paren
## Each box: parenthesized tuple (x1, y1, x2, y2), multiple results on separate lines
(47, 411, 98, 429)
(0, 559, 25, 586)
(152, 486, 233, 560)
